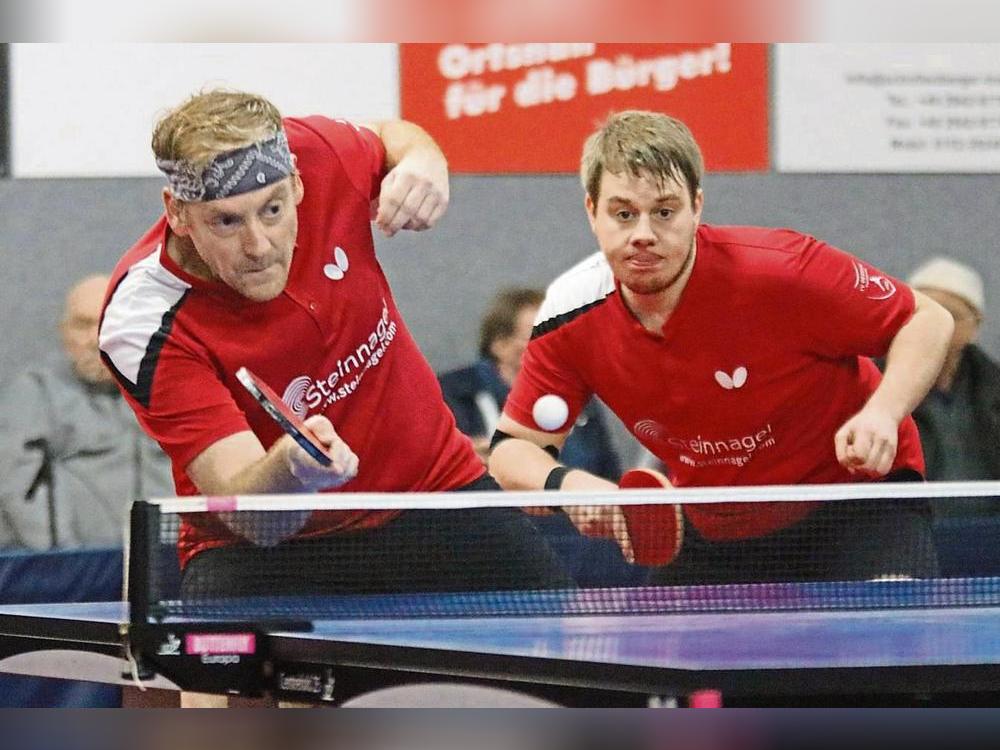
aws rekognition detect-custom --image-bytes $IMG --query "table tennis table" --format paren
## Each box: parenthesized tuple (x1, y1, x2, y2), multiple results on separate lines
(2, 579, 1000, 707)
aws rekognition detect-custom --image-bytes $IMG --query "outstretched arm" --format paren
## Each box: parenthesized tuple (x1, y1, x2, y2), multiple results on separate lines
(835, 289, 954, 476)
(185, 416, 359, 546)
(186, 415, 358, 496)
(488, 413, 615, 492)
(489, 413, 634, 560)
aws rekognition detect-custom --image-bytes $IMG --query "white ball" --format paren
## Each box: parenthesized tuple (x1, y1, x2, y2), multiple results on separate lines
(532, 394, 569, 431)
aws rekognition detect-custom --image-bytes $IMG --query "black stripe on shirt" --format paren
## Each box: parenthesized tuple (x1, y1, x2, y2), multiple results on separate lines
(531, 295, 610, 340)
(103, 290, 189, 409)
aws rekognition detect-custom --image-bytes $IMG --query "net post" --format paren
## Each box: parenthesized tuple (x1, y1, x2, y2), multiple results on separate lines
(127, 500, 160, 626)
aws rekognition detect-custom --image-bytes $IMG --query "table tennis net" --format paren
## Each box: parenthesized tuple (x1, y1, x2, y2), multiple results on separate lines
(128, 480, 1000, 621)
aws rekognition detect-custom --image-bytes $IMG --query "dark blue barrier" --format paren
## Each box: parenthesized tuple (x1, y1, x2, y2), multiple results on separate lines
(934, 517, 1000, 578)
(531, 513, 650, 588)
(0, 547, 123, 707)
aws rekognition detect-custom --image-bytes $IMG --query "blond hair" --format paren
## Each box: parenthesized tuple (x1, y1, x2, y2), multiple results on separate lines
(151, 89, 283, 170)
(580, 110, 703, 207)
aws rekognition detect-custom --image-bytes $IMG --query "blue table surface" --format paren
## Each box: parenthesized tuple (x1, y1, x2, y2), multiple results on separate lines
(2, 598, 1000, 673)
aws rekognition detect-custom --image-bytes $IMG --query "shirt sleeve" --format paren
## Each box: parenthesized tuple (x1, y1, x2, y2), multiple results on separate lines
(787, 235, 916, 359)
(504, 328, 592, 435)
(288, 116, 386, 202)
(119, 341, 252, 474)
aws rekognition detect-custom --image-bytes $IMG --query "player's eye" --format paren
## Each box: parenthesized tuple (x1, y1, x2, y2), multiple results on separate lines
(615, 210, 634, 221)
(262, 202, 283, 218)
(212, 215, 241, 230)
(656, 208, 674, 220)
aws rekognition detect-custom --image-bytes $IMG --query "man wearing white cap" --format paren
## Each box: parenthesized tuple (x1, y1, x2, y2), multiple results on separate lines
(907, 256, 1000, 499)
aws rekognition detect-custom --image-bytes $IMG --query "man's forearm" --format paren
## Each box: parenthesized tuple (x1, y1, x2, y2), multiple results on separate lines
(489, 438, 613, 491)
(869, 294, 954, 421)
(187, 432, 303, 497)
(489, 436, 559, 490)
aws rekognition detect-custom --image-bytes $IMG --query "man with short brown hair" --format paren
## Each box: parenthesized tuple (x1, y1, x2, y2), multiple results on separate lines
(489, 110, 956, 584)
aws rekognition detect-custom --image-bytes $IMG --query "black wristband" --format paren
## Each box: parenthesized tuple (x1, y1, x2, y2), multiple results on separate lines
(489, 429, 514, 451)
(544, 465, 572, 491)
(490, 430, 560, 460)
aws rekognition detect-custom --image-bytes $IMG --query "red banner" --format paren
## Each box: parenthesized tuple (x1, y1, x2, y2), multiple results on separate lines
(400, 43, 769, 173)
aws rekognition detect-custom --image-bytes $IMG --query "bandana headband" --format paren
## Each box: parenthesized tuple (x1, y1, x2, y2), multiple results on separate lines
(156, 131, 294, 202)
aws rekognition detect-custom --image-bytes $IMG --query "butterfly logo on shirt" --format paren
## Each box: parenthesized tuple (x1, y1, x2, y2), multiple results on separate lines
(324, 246, 350, 280)
(714, 366, 748, 390)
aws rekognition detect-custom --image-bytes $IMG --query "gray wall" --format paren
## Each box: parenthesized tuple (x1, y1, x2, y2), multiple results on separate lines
(2, 171, 998, 399)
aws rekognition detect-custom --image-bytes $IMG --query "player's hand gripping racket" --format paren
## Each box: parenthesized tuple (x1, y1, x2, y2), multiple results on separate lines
(235, 367, 333, 467)
(618, 468, 684, 566)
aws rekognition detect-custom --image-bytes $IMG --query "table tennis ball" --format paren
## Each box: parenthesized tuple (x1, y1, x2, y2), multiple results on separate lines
(532, 394, 569, 431)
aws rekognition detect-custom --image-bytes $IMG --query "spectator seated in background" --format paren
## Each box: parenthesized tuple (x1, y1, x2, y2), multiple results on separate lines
(0, 274, 174, 549)
(440, 287, 646, 587)
(906, 256, 1000, 519)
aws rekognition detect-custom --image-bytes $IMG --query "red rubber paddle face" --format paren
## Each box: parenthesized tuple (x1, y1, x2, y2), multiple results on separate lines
(236, 367, 332, 467)
(618, 469, 683, 566)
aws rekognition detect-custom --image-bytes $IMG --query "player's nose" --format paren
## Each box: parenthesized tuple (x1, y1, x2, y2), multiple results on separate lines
(242, 219, 271, 258)
(630, 213, 656, 244)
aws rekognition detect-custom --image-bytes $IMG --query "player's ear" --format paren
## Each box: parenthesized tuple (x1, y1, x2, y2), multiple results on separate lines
(584, 193, 598, 233)
(692, 188, 704, 224)
(292, 172, 305, 206)
(163, 189, 191, 237)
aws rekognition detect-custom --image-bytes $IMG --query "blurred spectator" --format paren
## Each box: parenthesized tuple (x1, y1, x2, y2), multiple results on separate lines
(439, 287, 621, 480)
(907, 256, 1000, 516)
(0, 274, 174, 549)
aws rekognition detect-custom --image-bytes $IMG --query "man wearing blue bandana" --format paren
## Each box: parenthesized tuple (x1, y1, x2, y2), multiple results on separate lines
(98, 91, 571, 621)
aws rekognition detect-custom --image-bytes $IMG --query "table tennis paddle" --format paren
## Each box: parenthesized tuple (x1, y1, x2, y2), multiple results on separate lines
(618, 468, 683, 566)
(235, 367, 333, 467)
